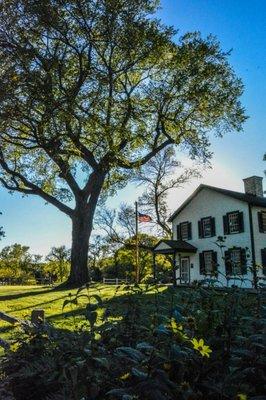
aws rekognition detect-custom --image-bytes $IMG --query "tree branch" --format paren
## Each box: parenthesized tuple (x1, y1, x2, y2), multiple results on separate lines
(0, 151, 73, 217)
(116, 139, 173, 169)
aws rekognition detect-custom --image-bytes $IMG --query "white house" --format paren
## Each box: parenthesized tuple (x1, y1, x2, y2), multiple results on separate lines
(153, 176, 266, 288)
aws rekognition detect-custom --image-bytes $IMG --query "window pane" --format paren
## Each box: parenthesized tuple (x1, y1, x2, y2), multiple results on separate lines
(228, 212, 239, 233)
(202, 218, 211, 237)
(204, 251, 213, 273)
(230, 249, 241, 274)
(180, 223, 189, 240)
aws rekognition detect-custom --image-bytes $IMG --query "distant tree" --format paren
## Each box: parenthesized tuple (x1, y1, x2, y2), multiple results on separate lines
(100, 233, 171, 282)
(96, 204, 151, 250)
(135, 147, 201, 236)
(46, 245, 70, 282)
(0, 0, 246, 285)
(0, 243, 41, 281)
(87, 235, 110, 280)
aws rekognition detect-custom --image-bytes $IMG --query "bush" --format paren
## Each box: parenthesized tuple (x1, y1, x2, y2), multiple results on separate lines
(1, 284, 265, 400)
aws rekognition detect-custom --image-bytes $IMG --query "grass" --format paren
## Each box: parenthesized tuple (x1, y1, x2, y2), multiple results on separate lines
(0, 283, 258, 356)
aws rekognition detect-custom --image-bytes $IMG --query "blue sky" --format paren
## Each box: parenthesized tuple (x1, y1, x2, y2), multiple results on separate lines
(0, 0, 265, 256)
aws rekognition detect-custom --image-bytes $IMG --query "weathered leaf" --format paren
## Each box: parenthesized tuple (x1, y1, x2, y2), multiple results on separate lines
(136, 342, 154, 352)
(131, 367, 148, 379)
(114, 347, 145, 363)
(93, 357, 110, 369)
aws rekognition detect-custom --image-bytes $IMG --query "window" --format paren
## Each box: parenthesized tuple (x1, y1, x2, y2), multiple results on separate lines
(261, 249, 266, 275)
(198, 217, 215, 238)
(258, 211, 266, 233)
(202, 218, 212, 237)
(223, 211, 244, 235)
(177, 222, 192, 240)
(225, 248, 247, 275)
(230, 248, 242, 274)
(180, 222, 189, 240)
(228, 212, 240, 233)
(204, 251, 213, 273)
(199, 251, 217, 275)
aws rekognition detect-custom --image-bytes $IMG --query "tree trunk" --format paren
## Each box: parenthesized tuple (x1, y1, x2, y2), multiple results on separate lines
(66, 173, 106, 287)
(67, 209, 91, 286)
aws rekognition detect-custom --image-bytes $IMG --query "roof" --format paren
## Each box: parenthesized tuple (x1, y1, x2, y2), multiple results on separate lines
(153, 239, 197, 254)
(168, 184, 266, 222)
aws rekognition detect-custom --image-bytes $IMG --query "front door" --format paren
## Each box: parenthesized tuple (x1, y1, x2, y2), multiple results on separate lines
(180, 257, 190, 283)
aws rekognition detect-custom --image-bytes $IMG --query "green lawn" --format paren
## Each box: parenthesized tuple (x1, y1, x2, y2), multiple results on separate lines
(0, 284, 170, 349)
(0, 284, 257, 356)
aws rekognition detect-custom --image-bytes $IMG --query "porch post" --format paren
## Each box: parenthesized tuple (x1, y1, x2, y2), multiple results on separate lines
(173, 251, 177, 287)
(153, 252, 156, 281)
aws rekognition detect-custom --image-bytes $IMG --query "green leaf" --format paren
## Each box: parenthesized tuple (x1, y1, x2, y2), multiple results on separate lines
(93, 357, 110, 369)
(131, 367, 148, 379)
(90, 294, 103, 306)
(85, 310, 97, 326)
(114, 347, 145, 363)
(136, 342, 154, 352)
(106, 389, 128, 398)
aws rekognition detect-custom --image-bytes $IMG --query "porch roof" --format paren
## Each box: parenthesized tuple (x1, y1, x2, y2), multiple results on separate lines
(153, 239, 197, 254)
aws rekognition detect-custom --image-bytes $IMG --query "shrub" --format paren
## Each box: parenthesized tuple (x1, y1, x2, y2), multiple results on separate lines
(1, 283, 265, 400)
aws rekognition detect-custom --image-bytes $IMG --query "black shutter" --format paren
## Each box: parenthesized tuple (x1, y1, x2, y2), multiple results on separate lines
(176, 224, 181, 240)
(211, 217, 216, 237)
(223, 215, 229, 235)
(212, 251, 218, 272)
(261, 249, 266, 275)
(199, 253, 205, 275)
(224, 250, 232, 275)
(258, 212, 264, 233)
(238, 212, 244, 233)
(240, 248, 247, 275)
(198, 220, 203, 238)
(188, 222, 192, 240)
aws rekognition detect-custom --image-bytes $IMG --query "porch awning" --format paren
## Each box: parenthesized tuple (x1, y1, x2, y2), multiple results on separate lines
(153, 239, 197, 254)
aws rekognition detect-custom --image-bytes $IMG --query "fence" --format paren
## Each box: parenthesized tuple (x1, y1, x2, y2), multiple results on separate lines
(0, 278, 25, 286)
(102, 278, 129, 285)
(0, 277, 54, 286)
(0, 309, 45, 350)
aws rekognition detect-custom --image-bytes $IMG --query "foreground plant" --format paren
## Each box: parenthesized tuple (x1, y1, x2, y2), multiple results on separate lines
(1, 283, 265, 400)
(191, 338, 212, 358)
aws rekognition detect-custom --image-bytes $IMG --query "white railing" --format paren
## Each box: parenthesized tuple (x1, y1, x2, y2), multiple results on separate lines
(102, 278, 129, 285)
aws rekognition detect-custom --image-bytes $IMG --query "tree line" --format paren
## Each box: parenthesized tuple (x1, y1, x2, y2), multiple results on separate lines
(0, 244, 70, 284)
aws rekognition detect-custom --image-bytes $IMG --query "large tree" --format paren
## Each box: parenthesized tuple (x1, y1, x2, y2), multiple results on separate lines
(0, 0, 246, 285)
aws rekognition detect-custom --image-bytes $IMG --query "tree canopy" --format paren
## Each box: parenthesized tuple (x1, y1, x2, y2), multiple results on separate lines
(0, 243, 41, 281)
(0, 0, 247, 285)
(45, 245, 70, 282)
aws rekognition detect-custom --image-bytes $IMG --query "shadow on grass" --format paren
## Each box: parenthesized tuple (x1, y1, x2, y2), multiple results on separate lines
(46, 285, 179, 326)
(1, 287, 173, 348)
(11, 294, 70, 313)
(0, 287, 56, 302)
(0, 282, 74, 302)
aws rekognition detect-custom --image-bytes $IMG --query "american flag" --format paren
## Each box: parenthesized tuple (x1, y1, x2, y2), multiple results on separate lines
(138, 212, 152, 223)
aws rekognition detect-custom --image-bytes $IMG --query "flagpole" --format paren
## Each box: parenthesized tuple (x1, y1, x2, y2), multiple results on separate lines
(135, 201, 139, 284)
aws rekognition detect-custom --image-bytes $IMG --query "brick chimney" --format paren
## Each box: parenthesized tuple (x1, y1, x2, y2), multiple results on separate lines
(243, 176, 263, 197)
